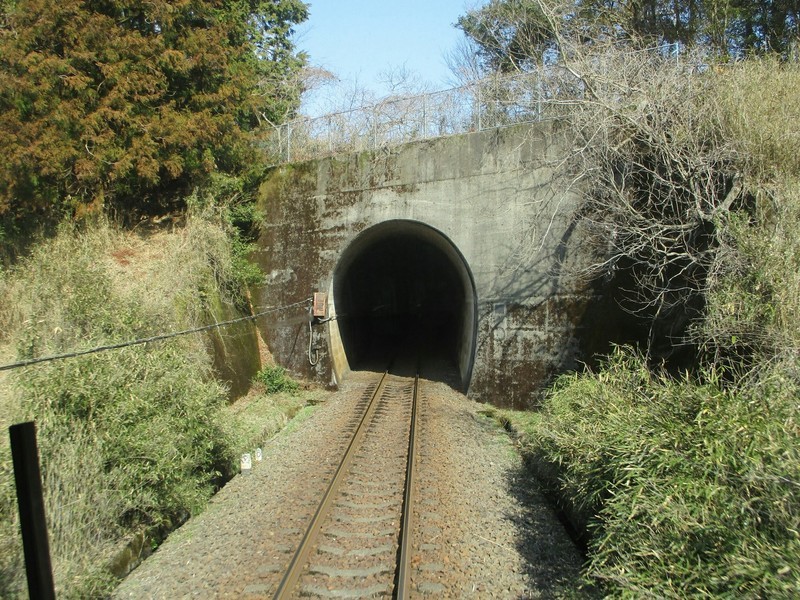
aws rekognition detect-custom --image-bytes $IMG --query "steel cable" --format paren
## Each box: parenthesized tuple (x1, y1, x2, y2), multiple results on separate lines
(0, 298, 312, 372)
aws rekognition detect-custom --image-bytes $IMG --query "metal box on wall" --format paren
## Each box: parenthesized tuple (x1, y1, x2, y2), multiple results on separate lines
(312, 293, 328, 318)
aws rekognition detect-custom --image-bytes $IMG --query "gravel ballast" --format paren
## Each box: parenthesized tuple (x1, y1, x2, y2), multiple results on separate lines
(113, 372, 583, 598)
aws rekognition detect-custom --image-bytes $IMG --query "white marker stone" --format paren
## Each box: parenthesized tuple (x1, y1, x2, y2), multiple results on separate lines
(241, 453, 252, 475)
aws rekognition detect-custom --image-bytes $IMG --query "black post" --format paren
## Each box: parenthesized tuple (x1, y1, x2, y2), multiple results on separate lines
(9, 421, 56, 599)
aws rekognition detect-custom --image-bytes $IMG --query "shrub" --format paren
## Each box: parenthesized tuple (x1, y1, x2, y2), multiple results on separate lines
(185, 174, 265, 294)
(253, 365, 300, 395)
(699, 59, 800, 371)
(512, 348, 799, 597)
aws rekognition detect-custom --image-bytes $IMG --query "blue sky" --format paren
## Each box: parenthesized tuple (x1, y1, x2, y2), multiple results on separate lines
(294, 1, 474, 116)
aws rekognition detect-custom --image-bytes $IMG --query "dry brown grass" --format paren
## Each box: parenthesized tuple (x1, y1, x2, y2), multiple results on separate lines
(714, 58, 800, 181)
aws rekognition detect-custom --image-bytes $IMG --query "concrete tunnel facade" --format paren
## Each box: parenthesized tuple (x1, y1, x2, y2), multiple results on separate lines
(328, 220, 477, 389)
(254, 122, 611, 409)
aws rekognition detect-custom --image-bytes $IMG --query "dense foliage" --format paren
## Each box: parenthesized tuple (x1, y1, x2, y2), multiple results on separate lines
(457, 0, 800, 76)
(456, 0, 555, 72)
(0, 1, 312, 595)
(0, 214, 264, 597)
(0, 0, 307, 229)
(505, 347, 799, 597)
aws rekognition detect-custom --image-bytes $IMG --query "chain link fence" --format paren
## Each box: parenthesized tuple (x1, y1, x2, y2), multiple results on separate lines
(265, 46, 690, 164)
(266, 67, 583, 163)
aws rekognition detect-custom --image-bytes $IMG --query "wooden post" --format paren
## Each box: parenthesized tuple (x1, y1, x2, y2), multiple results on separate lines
(9, 421, 56, 600)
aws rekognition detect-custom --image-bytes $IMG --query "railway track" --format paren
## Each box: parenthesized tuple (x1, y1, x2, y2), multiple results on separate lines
(112, 363, 586, 598)
(272, 368, 421, 599)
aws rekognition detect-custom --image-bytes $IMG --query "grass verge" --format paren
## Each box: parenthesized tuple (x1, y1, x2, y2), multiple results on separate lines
(226, 386, 322, 456)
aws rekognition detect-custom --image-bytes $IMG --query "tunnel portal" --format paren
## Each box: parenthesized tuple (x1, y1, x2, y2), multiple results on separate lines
(330, 220, 477, 390)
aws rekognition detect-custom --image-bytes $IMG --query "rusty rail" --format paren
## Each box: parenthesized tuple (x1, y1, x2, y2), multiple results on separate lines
(395, 372, 420, 599)
(273, 368, 421, 599)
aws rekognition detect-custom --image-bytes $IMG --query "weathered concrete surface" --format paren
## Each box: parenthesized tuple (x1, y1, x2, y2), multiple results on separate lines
(252, 122, 606, 409)
(204, 290, 262, 399)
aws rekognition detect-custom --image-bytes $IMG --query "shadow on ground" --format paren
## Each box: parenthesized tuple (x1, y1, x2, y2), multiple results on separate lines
(503, 461, 602, 599)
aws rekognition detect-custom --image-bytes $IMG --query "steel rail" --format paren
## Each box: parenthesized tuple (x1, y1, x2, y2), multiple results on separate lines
(395, 372, 420, 599)
(273, 370, 390, 599)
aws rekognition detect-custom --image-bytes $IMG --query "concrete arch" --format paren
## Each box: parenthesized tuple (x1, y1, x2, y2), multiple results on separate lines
(327, 220, 477, 391)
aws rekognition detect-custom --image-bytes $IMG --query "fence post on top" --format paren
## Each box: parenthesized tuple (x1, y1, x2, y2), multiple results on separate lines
(286, 122, 292, 162)
(476, 83, 482, 131)
(537, 72, 543, 120)
(9, 421, 56, 600)
(422, 93, 428, 138)
(373, 104, 378, 149)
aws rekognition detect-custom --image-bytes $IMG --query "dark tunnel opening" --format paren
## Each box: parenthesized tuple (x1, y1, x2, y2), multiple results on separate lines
(331, 221, 476, 390)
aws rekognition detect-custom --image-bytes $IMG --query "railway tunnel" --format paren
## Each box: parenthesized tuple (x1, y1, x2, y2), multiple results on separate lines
(328, 220, 477, 390)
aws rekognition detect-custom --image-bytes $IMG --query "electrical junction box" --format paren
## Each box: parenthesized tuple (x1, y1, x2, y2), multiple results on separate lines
(313, 293, 328, 318)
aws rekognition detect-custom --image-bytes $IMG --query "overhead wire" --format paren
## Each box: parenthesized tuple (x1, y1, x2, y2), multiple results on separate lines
(0, 298, 312, 372)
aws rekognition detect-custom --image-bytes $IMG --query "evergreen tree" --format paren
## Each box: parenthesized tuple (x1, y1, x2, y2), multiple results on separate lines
(455, 0, 556, 72)
(456, 0, 799, 75)
(0, 0, 308, 223)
